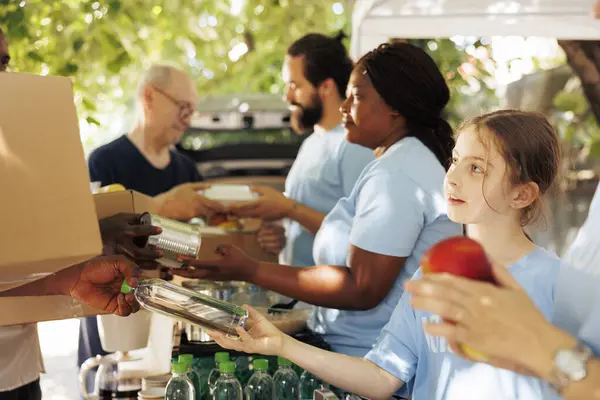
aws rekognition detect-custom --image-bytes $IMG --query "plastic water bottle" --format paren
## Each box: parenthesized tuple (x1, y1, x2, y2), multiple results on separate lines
(166, 361, 196, 400)
(299, 370, 324, 400)
(178, 354, 201, 400)
(208, 352, 231, 396)
(244, 359, 274, 400)
(214, 361, 242, 400)
(273, 357, 300, 400)
(121, 279, 248, 338)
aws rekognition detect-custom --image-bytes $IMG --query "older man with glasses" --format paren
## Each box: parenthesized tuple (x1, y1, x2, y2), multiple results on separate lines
(80, 64, 228, 389)
(87, 64, 221, 218)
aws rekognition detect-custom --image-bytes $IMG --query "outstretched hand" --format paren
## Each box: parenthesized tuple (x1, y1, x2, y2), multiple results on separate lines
(207, 305, 287, 356)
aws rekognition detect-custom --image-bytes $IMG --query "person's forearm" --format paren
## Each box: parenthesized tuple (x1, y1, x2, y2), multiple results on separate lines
(561, 359, 600, 399)
(280, 335, 401, 400)
(286, 201, 325, 235)
(530, 327, 600, 399)
(248, 262, 376, 310)
(0, 264, 80, 297)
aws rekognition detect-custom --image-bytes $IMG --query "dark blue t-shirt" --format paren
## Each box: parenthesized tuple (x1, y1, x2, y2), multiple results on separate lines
(87, 135, 202, 196)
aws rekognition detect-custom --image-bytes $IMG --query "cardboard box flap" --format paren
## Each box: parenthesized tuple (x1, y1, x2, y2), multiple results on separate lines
(0, 254, 97, 292)
(0, 73, 102, 274)
(0, 295, 101, 326)
(94, 190, 157, 220)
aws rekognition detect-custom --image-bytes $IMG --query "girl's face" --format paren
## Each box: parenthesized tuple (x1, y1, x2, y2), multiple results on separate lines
(444, 126, 526, 225)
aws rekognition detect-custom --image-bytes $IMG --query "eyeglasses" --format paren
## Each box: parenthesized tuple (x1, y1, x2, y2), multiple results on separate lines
(152, 85, 194, 122)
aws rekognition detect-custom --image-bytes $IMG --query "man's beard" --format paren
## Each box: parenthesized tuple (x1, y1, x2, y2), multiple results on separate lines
(290, 93, 323, 133)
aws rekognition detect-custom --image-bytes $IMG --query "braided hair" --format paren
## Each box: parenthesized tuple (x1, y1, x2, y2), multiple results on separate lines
(357, 42, 455, 170)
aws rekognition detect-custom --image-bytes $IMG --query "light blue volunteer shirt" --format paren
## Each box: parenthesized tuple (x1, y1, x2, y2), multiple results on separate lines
(563, 182, 600, 275)
(308, 137, 462, 357)
(543, 265, 600, 399)
(365, 247, 561, 400)
(578, 295, 600, 355)
(281, 125, 374, 266)
(552, 265, 600, 354)
(552, 265, 599, 341)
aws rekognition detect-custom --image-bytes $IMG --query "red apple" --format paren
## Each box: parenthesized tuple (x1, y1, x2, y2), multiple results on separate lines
(421, 236, 495, 361)
(421, 236, 495, 284)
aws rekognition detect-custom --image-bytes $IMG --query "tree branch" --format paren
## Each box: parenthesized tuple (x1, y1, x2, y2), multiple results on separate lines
(558, 40, 600, 126)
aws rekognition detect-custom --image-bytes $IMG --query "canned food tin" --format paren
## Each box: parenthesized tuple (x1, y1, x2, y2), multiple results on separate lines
(139, 213, 201, 269)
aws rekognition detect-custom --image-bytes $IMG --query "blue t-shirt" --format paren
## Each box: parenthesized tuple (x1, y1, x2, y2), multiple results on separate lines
(365, 247, 561, 400)
(563, 181, 600, 275)
(552, 265, 600, 355)
(281, 125, 373, 266)
(552, 266, 599, 339)
(578, 296, 600, 355)
(308, 137, 461, 357)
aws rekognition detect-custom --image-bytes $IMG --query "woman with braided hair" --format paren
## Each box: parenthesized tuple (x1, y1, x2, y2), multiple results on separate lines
(177, 42, 461, 361)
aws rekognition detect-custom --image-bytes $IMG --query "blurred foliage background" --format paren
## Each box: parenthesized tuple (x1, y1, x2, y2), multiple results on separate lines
(2, 0, 505, 152)
(0, 0, 597, 171)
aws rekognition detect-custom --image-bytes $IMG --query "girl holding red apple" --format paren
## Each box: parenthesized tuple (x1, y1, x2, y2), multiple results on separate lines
(204, 109, 566, 400)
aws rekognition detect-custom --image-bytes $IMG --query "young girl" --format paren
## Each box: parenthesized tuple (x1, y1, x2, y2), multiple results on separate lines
(209, 110, 563, 400)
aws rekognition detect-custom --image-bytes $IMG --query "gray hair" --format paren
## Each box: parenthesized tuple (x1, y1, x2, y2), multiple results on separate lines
(136, 63, 183, 97)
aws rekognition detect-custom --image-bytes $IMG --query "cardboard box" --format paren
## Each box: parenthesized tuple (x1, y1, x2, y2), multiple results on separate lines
(0, 190, 160, 325)
(197, 227, 278, 263)
(0, 73, 104, 325)
(0, 73, 102, 291)
(93, 190, 157, 220)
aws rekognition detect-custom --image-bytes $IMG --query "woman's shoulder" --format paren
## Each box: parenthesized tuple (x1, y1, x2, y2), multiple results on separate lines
(376, 138, 445, 178)
(357, 138, 446, 200)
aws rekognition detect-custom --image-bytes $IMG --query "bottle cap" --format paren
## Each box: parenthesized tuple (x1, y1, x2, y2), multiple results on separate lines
(220, 361, 236, 373)
(179, 354, 194, 367)
(214, 352, 230, 363)
(253, 359, 269, 371)
(172, 362, 188, 374)
(120, 280, 133, 294)
(277, 357, 292, 367)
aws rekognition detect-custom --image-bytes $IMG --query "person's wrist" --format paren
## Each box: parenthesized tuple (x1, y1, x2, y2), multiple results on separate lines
(529, 325, 578, 381)
(153, 194, 168, 216)
(279, 332, 296, 357)
(282, 198, 298, 218)
(240, 259, 262, 282)
(51, 262, 85, 296)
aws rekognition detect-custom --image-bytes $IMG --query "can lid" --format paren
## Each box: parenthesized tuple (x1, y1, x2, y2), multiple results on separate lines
(172, 362, 188, 374)
(253, 359, 269, 371)
(277, 357, 292, 367)
(120, 280, 133, 294)
(178, 354, 193, 367)
(214, 352, 230, 363)
(220, 361, 236, 373)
